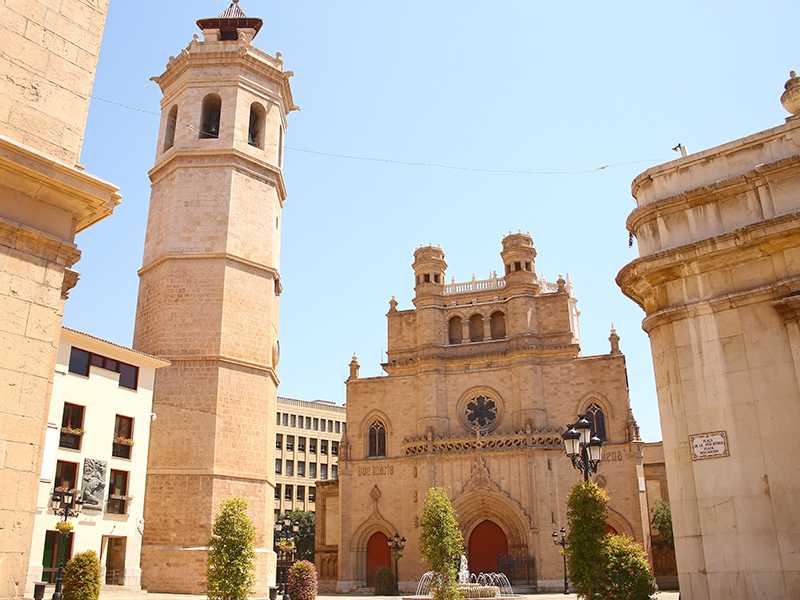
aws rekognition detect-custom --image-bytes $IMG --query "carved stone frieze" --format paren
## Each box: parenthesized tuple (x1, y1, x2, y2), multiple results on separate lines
(81, 458, 107, 510)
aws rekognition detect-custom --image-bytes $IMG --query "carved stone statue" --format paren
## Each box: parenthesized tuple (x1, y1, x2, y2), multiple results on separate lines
(81, 458, 107, 510)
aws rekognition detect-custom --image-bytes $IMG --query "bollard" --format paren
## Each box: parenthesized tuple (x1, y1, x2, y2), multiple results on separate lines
(33, 582, 46, 600)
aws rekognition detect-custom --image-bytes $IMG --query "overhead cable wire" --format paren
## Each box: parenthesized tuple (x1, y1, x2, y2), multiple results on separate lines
(3, 75, 670, 175)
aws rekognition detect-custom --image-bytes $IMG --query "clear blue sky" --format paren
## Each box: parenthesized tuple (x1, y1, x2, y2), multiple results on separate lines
(65, 0, 800, 443)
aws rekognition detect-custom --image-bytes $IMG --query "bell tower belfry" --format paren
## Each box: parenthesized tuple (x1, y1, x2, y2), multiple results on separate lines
(133, 1, 296, 593)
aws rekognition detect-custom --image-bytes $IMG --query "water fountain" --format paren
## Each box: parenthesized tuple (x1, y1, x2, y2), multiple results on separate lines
(413, 555, 516, 598)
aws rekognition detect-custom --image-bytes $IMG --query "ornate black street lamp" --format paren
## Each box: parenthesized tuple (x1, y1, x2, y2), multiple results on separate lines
(50, 489, 83, 600)
(561, 414, 603, 481)
(552, 527, 568, 595)
(387, 532, 406, 596)
(275, 518, 299, 600)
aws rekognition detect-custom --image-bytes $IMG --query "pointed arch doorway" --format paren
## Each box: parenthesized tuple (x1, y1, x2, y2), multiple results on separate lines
(366, 532, 391, 587)
(468, 520, 508, 575)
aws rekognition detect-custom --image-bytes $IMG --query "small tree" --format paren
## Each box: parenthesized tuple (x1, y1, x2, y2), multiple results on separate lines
(62, 550, 101, 600)
(418, 487, 464, 600)
(279, 510, 316, 561)
(650, 499, 674, 549)
(375, 566, 395, 596)
(597, 535, 657, 600)
(207, 496, 257, 600)
(565, 481, 609, 599)
(287, 560, 318, 600)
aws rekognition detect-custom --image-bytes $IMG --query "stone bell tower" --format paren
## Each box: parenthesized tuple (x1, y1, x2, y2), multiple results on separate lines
(133, 1, 297, 593)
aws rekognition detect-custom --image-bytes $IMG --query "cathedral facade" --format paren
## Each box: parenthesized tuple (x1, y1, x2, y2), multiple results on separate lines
(332, 233, 650, 593)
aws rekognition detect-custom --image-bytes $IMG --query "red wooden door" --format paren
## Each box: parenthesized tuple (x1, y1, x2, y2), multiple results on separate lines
(366, 532, 391, 587)
(468, 520, 508, 575)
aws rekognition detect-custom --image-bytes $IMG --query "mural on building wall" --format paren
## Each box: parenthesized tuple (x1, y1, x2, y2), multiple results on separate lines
(82, 458, 107, 510)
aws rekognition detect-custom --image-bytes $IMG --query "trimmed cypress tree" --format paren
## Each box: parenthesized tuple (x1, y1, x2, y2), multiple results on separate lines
(418, 487, 464, 600)
(564, 481, 609, 599)
(206, 496, 257, 600)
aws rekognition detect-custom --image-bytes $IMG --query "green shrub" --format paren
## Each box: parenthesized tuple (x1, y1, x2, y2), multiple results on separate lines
(206, 496, 257, 600)
(565, 481, 609, 600)
(278, 511, 316, 561)
(288, 560, 318, 600)
(650, 499, 674, 549)
(62, 550, 101, 600)
(418, 487, 464, 600)
(375, 566, 395, 596)
(598, 535, 657, 600)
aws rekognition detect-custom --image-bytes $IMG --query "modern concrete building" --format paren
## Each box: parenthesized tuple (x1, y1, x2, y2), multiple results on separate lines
(25, 328, 168, 594)
(0, 2, 119, 597)
(320, 234, 651, 593)
(132, 2, 297, 593)
(274, 397, 345, 520)
(617, 72, 800, 600)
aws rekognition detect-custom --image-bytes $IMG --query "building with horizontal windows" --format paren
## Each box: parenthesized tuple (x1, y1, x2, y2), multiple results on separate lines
(25, 328, 169, 593)
(274, 397, 346, 521)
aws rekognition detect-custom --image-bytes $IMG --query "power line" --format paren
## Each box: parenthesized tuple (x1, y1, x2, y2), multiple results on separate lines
(3, 75, 670, 175)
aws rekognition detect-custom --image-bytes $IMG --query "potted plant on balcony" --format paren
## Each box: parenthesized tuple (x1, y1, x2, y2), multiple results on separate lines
(61, 426, 85, 436)
(113, 436, 134, 446)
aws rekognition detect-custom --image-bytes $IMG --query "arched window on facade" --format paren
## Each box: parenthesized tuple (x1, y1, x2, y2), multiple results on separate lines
(368, 420, 386, 457)
(163, 105, 178, 152)
(448, 316, 462, 345)
(490, 311, 506, 340)
(199, 94, 222, 139)
(248, 102, 266, 148)
(585, 402, 606, 441)
(469, 314, 483, 342)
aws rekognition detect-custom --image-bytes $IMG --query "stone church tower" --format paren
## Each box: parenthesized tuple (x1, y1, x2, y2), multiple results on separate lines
(133, 2, 296, 592)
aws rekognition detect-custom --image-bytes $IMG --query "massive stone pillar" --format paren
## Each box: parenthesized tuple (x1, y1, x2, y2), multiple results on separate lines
(617, 73, 800, 599)
(0, 2, 118, 597)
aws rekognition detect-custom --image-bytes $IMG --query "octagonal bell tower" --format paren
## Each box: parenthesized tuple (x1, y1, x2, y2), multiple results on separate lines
(133, 1, 297, 593)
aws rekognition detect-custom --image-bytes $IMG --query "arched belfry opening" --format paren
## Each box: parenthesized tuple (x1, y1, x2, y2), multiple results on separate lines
(199, 94, 221, 139)
(248, 102, 266, 148)
(163, 105, 177, 152)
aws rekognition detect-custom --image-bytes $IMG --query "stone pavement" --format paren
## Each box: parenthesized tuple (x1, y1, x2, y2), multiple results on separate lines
(94, 591, 681, 600)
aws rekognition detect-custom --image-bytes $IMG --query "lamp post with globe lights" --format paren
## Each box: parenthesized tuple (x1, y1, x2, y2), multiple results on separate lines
(387, 533, 406, 596)
(50, 489, 83, 600)
(561, 414, 603, 481)
(275, 517, 299, 600)
(552, 527, 569, 595)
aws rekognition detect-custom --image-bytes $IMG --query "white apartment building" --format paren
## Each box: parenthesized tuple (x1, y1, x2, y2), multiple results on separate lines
(26, 329, 168, 592)
(274, 397, 346, 519)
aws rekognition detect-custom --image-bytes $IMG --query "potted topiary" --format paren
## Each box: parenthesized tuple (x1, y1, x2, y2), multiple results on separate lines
(375, 566, 395, 596)
(62, 550, 101, 600)
(288, 560, 318, 600)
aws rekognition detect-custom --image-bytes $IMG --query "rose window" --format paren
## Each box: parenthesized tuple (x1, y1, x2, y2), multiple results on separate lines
(465, 395, 498, 432)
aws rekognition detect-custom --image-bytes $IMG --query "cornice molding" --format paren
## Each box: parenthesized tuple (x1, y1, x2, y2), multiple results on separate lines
(138, 251, 280, 280)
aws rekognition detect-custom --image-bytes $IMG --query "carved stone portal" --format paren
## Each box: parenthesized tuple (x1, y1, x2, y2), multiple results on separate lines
(82, 458, 107, 510)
